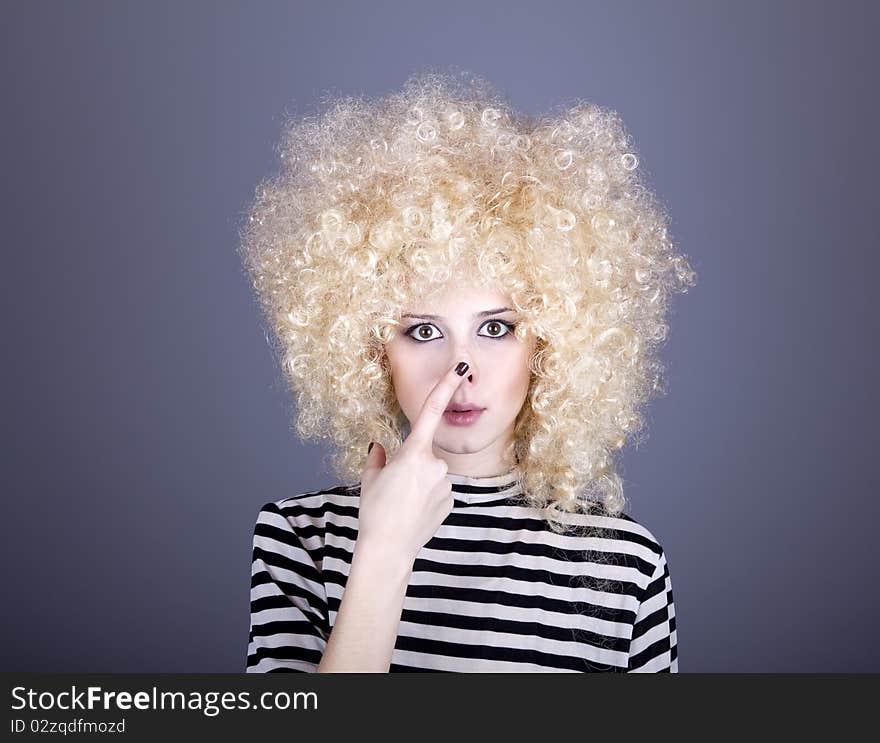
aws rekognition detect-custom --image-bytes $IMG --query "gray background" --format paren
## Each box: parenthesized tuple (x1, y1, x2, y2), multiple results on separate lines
(2, 0, 877, 672)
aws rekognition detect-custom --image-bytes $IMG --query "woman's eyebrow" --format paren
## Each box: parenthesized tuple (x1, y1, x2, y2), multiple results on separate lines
(401, 307, 515, 320)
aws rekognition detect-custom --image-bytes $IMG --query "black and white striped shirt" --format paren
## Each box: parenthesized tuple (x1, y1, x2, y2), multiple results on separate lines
(247, 469, 678, 672)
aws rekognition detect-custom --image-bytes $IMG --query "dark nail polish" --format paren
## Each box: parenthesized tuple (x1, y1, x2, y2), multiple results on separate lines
(455, 362, 469, 376)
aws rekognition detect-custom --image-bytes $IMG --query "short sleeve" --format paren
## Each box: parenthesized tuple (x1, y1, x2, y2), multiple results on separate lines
(626, 548, 679, 673)
(246, 501, 329, 672)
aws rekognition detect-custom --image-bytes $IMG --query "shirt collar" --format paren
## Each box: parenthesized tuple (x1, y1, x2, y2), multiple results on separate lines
(446, 467, 522, 505)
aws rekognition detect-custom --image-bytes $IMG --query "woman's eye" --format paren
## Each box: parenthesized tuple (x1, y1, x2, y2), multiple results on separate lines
(405, 320, 515, 343)
(407, 323, 441, 342)
(480, 320, 514, 338)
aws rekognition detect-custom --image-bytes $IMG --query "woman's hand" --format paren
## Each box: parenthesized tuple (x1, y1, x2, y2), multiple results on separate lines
(356, 362, 469, 565)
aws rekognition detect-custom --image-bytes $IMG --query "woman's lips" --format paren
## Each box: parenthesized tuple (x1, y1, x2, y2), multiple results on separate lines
(442, 408, 484, 426)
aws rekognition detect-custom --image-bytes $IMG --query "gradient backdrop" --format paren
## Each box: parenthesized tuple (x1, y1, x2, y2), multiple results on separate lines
(2, 0, 878, 672)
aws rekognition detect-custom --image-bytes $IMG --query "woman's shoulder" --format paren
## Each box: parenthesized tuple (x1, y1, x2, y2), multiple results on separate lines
(549, 502, 669, 572)
(253, 482, 361, 528)
(274, 481, 360, 508)
(595, 508, 666, 554)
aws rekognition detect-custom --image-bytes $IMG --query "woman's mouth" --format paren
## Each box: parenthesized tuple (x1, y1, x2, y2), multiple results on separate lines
(442, 408, 485, 426)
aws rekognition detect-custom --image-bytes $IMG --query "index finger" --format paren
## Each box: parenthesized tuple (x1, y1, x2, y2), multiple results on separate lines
(406, 361, 469, 450)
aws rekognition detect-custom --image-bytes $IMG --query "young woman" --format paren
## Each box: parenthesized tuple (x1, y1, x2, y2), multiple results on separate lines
(239, 70, 697, 672)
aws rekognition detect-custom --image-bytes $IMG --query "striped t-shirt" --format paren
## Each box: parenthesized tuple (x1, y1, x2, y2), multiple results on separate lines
(247, 468, 678, 672)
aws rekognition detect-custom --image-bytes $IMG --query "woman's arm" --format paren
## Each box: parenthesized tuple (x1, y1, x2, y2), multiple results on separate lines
(626, 549, 678, 672)
(316, 541, 414, 673)
(248, 501, 329, 673)
(318, 366, 468, 672)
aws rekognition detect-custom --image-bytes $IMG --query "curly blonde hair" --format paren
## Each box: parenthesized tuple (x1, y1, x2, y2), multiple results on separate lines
(238, 69, 697, 534)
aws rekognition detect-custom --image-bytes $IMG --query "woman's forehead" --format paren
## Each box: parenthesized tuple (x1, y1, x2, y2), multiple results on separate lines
(404, 283, 511, 313)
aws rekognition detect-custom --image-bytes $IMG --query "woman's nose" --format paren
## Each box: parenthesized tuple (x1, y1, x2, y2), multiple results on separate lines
(449, 351, 476, 382)
(445, 334, 481, 381)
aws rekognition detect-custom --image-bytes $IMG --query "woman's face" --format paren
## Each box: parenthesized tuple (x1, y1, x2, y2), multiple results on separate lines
(384, 283, 536, 477)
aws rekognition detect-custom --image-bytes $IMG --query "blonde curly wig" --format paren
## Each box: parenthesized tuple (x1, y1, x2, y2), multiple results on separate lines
(238, 69, 697, 534)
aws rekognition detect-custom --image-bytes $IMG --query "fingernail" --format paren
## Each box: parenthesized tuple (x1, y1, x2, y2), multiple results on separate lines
(455, 362, 469, 376)
(367, 442, 374, 454)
